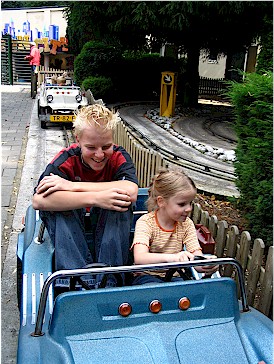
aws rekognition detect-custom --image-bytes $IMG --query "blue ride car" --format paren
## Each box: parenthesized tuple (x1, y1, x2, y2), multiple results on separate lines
(16, 188, 273, 364)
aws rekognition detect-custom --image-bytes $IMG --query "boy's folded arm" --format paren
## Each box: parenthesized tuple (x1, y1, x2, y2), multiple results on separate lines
(72, 180, 138, 201)
(32, 190, 93, 211)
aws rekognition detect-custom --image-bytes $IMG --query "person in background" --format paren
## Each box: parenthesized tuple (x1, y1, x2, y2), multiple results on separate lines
(32, 104, 138, 287)
(24, 41, 41, 73)
(131, 167, 218, 285)
(57, 75, 66, 86)
(51, 75, 58, 85)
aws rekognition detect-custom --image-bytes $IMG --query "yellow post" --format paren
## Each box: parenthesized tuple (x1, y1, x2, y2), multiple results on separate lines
(160, 71, 177, 117)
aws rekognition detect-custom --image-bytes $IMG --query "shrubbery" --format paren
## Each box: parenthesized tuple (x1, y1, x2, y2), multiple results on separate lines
(82, 76, 114, 102)
(74, 41, 122, 86)
(227, 72, 273, 247)
(74, 41, 186, 103)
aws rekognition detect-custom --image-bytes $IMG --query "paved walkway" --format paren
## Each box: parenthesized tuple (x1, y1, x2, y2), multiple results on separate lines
(1, 85, 34, 266)
(1, 84, 34, 364)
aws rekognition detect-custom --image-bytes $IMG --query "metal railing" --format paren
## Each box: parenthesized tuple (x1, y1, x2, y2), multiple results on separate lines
(31, 257, 249, 336)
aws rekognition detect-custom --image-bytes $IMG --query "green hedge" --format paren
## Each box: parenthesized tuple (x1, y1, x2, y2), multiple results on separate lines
(227, 72, 273, 247)
(82, 76, 114, 102)
(75, 41, 186, 103)
(74, 41, 122, 86)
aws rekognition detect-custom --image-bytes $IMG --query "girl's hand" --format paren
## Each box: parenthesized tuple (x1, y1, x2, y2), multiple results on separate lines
(172, 250, 195, 262)
(36, 173, 73, 197)
(194, 254, 219, 274)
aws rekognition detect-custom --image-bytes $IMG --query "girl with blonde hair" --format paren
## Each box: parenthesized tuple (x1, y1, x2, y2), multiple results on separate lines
(132, 167, 217, 284)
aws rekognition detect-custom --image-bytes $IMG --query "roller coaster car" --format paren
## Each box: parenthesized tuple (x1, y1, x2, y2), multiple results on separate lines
(37, 76, 88, 129)
(16, 189, 272, 364)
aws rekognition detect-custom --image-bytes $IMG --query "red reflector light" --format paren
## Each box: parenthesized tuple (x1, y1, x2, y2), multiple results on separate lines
(178, 297, 191, 310)
(118, 303, 132, 317)
(62, 92, 64, 94)
(149, 300, 162, 313)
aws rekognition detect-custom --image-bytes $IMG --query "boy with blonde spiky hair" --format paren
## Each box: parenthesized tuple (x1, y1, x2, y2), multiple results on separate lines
(33, 104, 138, 286)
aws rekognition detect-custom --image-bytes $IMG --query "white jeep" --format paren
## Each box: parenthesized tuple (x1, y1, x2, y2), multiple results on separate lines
(37, 76, 89, 129)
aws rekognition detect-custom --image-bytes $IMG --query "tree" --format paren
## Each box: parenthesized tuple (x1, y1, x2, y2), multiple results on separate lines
(256, 15, 273, 73)
(65, 1, 272, 107)
(1, 1, 70, 7)
(227, 71, 273, 246)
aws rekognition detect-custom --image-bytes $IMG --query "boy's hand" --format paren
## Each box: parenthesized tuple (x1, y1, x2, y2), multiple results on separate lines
(94, 188, 132, 211)
(36, 173, 73, 197)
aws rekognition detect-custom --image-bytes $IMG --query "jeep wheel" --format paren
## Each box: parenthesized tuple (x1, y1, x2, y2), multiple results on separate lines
(40, 107, 47, 129)
(41, 120, 47, 129)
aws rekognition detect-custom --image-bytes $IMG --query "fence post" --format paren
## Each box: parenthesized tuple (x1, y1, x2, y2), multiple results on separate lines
(200, 210, 209, 227)
(223, 225, 239, 277)
(258, 246, 273, 316)
(236, 231, 251, 271)
(215, 220, 228, 258)
(208, 215, 218, 239)
(247, 238, 265, 306)
(192, 203, 202, 224)
(7, 35, 13, 85)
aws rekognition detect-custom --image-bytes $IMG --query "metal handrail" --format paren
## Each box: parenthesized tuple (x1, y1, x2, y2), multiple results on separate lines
(31, 257, 248, 337)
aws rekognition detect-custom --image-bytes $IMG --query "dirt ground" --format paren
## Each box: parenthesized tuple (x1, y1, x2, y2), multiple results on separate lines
(194, 192, 248, 233)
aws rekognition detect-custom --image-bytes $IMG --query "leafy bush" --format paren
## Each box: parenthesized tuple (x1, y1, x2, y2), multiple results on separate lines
(74, 41, 122, 86)
(82, 76, 113, 102)
(75, 41, 186, 103)
(227, 72, 273, 246)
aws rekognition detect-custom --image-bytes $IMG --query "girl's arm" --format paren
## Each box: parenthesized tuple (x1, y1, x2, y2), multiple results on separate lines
(133, 243, 195, 265)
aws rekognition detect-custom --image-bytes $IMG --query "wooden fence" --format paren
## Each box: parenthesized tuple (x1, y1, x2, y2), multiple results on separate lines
(191, 203, 273, 318)
(114, 120, 273, 318)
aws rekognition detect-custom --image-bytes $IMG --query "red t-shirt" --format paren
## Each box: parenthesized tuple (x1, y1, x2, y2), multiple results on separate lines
(36, 143, 138, 187)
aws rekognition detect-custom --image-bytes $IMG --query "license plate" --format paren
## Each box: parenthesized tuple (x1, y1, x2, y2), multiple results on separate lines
(50, 115, 75, 122)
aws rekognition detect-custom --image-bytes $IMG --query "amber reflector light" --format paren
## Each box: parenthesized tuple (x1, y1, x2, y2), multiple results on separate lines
(118, 303, 132, 317)
(149, 300, 162, 313)
(179, 297, 190, 310)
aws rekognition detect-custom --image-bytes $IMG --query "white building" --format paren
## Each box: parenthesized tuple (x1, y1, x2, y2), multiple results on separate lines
(1, 6, 67, 41)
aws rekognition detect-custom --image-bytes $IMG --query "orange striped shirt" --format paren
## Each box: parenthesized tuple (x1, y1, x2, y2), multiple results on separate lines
(132, 211, 201, 253)
(131, 211, 201, 277)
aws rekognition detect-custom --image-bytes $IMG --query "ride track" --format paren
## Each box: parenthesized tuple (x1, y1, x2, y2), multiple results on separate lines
(60, 102, 239, 197)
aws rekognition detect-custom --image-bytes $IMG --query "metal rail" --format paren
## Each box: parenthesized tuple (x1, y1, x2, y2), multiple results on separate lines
(122, 118, 236, 182)
(116, 104, 236, 182)
(31, 257, 249, 336)
(63, 126, 76, 147)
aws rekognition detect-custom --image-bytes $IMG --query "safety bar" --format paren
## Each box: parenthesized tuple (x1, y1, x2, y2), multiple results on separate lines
(31, 257, 248, 336)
